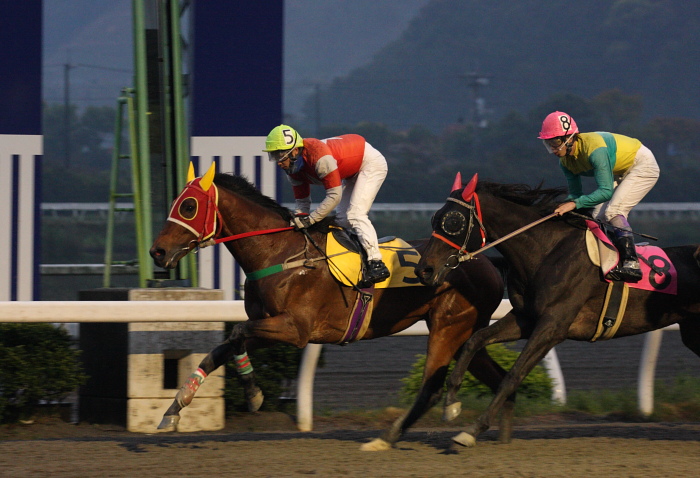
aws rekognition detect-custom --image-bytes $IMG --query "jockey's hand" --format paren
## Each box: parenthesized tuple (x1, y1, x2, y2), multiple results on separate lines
(290, 213, 314, 230)
(554, 201, 576, 216)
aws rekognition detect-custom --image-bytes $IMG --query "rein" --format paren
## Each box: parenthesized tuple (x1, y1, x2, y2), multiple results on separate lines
(434, 191, 558, 268)
(456, 212, 558, 262)
(198, 226, 294, 248)
(175, 182, 371, 290)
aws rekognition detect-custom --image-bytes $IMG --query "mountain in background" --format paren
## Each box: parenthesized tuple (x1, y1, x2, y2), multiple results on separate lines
(304, 0, 700, 132)
(42, 0, 430, 117)
(283, 0, 430, 117)
(43, 0, 133, 106)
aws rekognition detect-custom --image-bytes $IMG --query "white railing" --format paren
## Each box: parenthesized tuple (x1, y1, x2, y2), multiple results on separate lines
(41, 202, 700, 219)
(0, 300, 672, 430)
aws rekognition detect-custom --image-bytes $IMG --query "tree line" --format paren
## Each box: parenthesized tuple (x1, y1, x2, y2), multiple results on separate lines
(43, 89, 700, 204)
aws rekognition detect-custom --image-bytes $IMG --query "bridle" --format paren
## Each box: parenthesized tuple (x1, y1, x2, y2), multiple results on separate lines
(172, 190, 367, 289)
(168, 181, 294, 255)
(430, 194, 487, 269)
(431, 191, 558, 269)
(166, 181, 223, 250)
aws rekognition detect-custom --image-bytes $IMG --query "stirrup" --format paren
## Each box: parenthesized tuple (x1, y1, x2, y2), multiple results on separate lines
(606, 262, 642, 283)
(363, 260, 390, 284)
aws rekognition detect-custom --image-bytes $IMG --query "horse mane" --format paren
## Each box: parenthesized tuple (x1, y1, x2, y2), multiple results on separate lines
(476, 181, 568, 215)
(213, 173, 292, 220)
(213, 173, 336, 229)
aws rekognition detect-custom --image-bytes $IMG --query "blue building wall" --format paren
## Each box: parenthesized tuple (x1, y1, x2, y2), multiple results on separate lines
(0, 0, 43, 300)
(190, 1, 283, 299)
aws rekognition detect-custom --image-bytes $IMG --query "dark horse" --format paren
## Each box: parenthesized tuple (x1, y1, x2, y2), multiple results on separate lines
(149, 164, 508, 451)
(416, 173, 700, 448)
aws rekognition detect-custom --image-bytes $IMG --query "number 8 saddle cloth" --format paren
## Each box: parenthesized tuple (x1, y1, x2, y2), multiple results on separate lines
(585, 220, 677, 295)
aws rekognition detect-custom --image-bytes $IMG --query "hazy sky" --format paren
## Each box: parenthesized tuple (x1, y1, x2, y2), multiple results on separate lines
(42, 0, 430, 116)
(283, 0, 429, 115)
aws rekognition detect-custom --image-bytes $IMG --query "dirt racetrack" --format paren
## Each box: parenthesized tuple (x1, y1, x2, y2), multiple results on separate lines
(1, 413, 699, 478)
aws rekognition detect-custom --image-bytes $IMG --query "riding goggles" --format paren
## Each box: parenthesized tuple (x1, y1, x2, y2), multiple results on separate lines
(542, 135, 574, 154)
(267, 148, 296, 163)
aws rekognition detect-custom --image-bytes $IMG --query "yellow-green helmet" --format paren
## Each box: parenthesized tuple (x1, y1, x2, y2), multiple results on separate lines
(263, 125, 304, 152)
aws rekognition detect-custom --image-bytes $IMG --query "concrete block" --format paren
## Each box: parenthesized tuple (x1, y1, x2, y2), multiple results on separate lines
(79, 287, 228, 433)
(128, 353, 224, 398)
(128, 397, 225, 433)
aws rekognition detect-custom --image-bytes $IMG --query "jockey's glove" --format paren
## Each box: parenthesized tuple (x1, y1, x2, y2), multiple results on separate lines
(290, 213, 314, 230)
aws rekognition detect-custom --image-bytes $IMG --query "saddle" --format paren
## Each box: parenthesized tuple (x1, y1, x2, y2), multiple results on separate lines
(584, 220, 677, 341)
(326, 227, 424, 345)
(326, 226, 423, 289)
(584, 220, 677, 295)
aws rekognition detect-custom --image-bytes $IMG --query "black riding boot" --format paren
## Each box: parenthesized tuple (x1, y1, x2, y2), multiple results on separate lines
(607, 235, 642, 283)
(364, 259, 390, 284)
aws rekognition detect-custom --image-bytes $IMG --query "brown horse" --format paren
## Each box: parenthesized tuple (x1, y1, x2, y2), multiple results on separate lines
(149, 164, 508, 450)
(416, 173, 700, 449)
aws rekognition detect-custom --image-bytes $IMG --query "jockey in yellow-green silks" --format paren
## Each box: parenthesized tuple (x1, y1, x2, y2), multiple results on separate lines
(538, 111, 660, 283)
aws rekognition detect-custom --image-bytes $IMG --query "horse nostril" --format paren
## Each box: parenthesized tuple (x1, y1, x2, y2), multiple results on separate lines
(421, 268, 432, 277)
(415, 267, 434, 284)
(150, 247, 164, 259)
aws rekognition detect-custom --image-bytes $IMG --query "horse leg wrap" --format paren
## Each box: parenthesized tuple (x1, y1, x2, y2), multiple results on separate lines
(234, 352, 254, 375)
(443, 401, 462, 422)
(175, 368, 207, 408)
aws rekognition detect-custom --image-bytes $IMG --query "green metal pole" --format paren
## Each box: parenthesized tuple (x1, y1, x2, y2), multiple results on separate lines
(133, 0, 154, 287)
(170, 0, 188, 191)
(169, 0, 197, 286)
(103, 97, 128, 287)
(159, 0, 175, 204)
(157, 0, 176, 283)
(125, 92, 146, 288)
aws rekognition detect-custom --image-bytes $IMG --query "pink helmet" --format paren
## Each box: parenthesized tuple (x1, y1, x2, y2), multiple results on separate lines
(538, 111, 579, 139)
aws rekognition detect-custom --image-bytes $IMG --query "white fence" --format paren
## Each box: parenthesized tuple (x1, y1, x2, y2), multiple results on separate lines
(0, 299, 673, 431)
(41, 202, 700, 217)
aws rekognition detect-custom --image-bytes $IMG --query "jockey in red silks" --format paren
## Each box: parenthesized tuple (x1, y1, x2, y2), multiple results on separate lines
(263, 124, 390, 284)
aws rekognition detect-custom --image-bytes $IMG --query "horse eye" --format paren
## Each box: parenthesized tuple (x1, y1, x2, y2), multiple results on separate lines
(179, 198, 198, 220)
(441, 211, 466, 236)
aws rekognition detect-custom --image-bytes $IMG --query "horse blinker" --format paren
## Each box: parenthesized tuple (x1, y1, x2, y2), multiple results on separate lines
(166, 177, 220, 242)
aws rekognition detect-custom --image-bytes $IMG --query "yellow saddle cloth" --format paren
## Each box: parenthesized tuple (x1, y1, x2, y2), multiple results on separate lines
(325, 229, 424, 288)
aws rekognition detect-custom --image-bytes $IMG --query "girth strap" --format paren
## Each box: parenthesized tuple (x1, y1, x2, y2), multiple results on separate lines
(336, 286, 375, 345)
(591, 281, 629, 341)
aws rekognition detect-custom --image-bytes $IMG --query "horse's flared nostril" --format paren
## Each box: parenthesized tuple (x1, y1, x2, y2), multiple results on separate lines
(415, 267, 434, 285)
(150, 247, 166, 266)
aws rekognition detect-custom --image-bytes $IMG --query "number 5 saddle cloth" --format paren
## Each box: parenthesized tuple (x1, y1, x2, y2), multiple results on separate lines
(325, 226, 424, 289)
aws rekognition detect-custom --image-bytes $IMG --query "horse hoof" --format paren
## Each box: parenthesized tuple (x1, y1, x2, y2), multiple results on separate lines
(360, 438, 392, 452)
(157, 414, 180, 431)
(248, 390, 264, 412)
(443, 402, 462, 422)
(452, 431, 476, 447)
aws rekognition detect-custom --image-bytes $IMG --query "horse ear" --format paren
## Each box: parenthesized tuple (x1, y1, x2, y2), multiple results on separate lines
(187, 162, 195, 183)
(461, 173, 478, 201)
(451, 172, 462, 192)
(199, 161, 216, 191)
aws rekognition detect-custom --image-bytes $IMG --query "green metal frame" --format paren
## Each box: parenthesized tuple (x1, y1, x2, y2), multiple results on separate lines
(132, 0, 154, 287)
(104, 0, 195, 288)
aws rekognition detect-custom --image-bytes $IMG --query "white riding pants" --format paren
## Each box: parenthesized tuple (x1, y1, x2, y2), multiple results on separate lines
(591, 144, 660, 222)
(335, 142, 388, 261)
